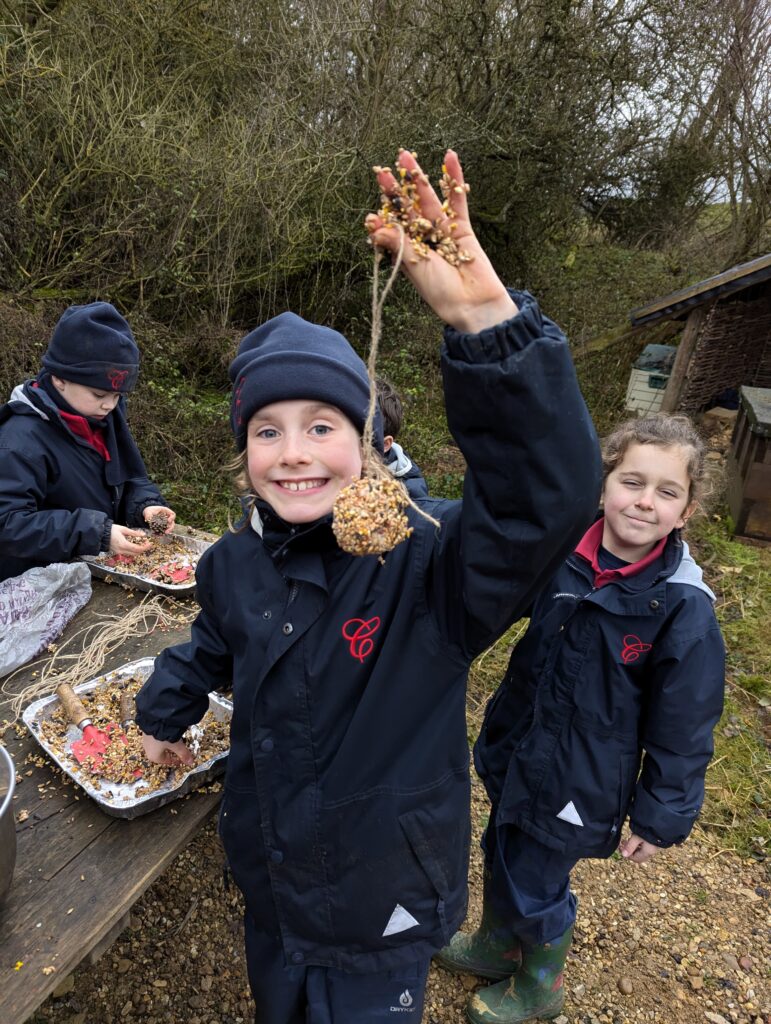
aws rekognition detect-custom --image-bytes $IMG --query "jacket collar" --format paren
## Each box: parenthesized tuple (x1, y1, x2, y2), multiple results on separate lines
(667, 540, 715, 601)
(567, 527, 714, 618)
(9, 381, 50, 419)
(575, 517, 668, 588)
(250, 500, 335, 550)
(248, 500, 341, 590)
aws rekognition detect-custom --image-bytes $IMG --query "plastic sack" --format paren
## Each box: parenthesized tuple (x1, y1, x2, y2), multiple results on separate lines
(0, 562, 92, 677)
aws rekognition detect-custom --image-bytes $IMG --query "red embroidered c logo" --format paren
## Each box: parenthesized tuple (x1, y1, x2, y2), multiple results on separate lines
(342, 617, 380, 662)
(621, 634, 652, 664)
(234, 376, 245, 425)
(108, 369, 129, 391)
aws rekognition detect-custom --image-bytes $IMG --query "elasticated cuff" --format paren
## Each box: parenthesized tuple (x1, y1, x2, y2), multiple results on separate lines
(630, 783, 696, 847)
(100, 518, 113, 553)
(442, 290, 568, 364)
(628, 820, 677, 848)
(134, 709, 186, 744)
(129, 497, 161, 528)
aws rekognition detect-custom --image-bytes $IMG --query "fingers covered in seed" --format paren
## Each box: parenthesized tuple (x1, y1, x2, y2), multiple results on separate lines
(367, 149, 473, 268)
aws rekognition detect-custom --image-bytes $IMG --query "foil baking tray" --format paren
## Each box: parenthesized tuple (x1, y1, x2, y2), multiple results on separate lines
(81, 530, 211, 597)
(22, 657, 231, 819)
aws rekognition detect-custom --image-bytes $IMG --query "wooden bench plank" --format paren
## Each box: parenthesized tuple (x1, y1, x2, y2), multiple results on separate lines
(0, 782, 220, 1023)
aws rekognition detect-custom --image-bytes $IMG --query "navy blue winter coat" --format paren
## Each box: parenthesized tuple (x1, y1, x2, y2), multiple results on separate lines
(0, 382, 163, 581)
(475, 527, 725, 858)
(135, 292, 602, 973)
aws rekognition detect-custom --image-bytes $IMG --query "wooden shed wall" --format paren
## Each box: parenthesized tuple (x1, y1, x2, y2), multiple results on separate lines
(676, 289, 771, 413)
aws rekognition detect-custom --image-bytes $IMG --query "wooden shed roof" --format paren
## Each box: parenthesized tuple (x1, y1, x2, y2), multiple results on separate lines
(629, 251, 771, 328)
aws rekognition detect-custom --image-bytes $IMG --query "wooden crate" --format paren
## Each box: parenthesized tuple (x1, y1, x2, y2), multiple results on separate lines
(726, 386, 771, 541)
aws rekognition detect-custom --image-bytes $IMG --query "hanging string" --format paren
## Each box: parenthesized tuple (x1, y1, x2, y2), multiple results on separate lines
(361, 231, 405, 470)
(1, 594, 197, 721)
(359, 232, 440, 531)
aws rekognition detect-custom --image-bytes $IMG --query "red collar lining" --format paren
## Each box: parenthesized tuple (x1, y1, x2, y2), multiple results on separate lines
(58, 410, 111, 461)
(575, 518, 667, 587)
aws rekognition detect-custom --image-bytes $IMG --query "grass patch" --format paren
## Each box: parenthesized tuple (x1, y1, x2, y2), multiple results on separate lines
(687, 513, 771, 862)
(130, 383, 237, 533)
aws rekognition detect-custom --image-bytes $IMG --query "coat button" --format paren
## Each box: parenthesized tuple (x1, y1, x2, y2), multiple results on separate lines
(263, 610, 272, 619)
(282, 622, 293, 635)
(270, 849, 284, 864)
(290, 952, 303, 964)
(649, 599, 660, 610)
(260, 738, 274, 752)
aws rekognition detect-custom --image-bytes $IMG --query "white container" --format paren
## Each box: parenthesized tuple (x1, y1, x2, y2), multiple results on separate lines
(625, 344, 677, 415)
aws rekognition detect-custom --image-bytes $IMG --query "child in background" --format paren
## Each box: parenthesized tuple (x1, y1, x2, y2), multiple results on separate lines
(437, 414, 725, 1024)
(375, 375, 428, 498)
(135, 148, 601, 1024)
(0, 302, 175, 582)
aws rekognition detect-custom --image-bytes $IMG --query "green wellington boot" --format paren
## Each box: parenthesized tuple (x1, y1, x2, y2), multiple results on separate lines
(434, 872, 522, 980)
(465, 921, 574, 1023)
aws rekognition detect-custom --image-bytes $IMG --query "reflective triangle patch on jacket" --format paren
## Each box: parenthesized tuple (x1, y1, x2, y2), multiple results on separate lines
(382, 903, 420, 936)
(556, 800, 584, 827)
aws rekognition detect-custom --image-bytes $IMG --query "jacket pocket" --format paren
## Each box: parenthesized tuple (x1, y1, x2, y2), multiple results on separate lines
(475, 677, 535, 792)
(217, 787, 272, 918)
(322, 775, 470, 949)
(397, 808, 454, 941)
(614, 752, 640, 844)
(509, 717, 639, 856)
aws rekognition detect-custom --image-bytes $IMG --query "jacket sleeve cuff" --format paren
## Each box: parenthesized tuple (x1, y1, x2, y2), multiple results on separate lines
(630, 785, 697, 847)
(442, 289, 568, 363)
(628, 821, 675, 849)
(134, 709, 187, 744)
(100, 518, 113, 553)
(130, 497, 162, 526)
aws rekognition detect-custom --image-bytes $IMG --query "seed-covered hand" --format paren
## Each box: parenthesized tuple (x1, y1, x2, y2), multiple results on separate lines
(140, 732, 194, 767)
(109, 524, 151, 555)
(365, 149, 517, 335)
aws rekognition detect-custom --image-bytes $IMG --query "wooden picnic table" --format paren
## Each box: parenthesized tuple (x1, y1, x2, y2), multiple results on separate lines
(0, 572, 223, 1024)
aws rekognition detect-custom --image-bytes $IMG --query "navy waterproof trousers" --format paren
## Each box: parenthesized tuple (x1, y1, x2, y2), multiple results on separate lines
(483, 822, 578, 946)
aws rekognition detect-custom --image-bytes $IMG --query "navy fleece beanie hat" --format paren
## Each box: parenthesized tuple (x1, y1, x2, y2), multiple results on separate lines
(229, 312, 382, 451)
(42, 302, 139, 393)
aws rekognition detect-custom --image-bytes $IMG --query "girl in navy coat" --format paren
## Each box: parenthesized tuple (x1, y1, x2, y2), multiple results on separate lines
(134, 149, 601, 1024)
(0, 302, 176, 582)
(437, 414, 726, 1024)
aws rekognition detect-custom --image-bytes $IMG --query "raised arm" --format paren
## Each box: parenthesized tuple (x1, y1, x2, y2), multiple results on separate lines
(367, 148, 602, 657)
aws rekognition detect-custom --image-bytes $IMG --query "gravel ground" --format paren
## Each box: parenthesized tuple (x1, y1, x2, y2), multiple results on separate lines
(29, 775, 769, 1024)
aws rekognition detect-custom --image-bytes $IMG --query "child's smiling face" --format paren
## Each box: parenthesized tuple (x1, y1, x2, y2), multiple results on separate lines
(246, 399, 362, 523)
(602, 442, 694, 562)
